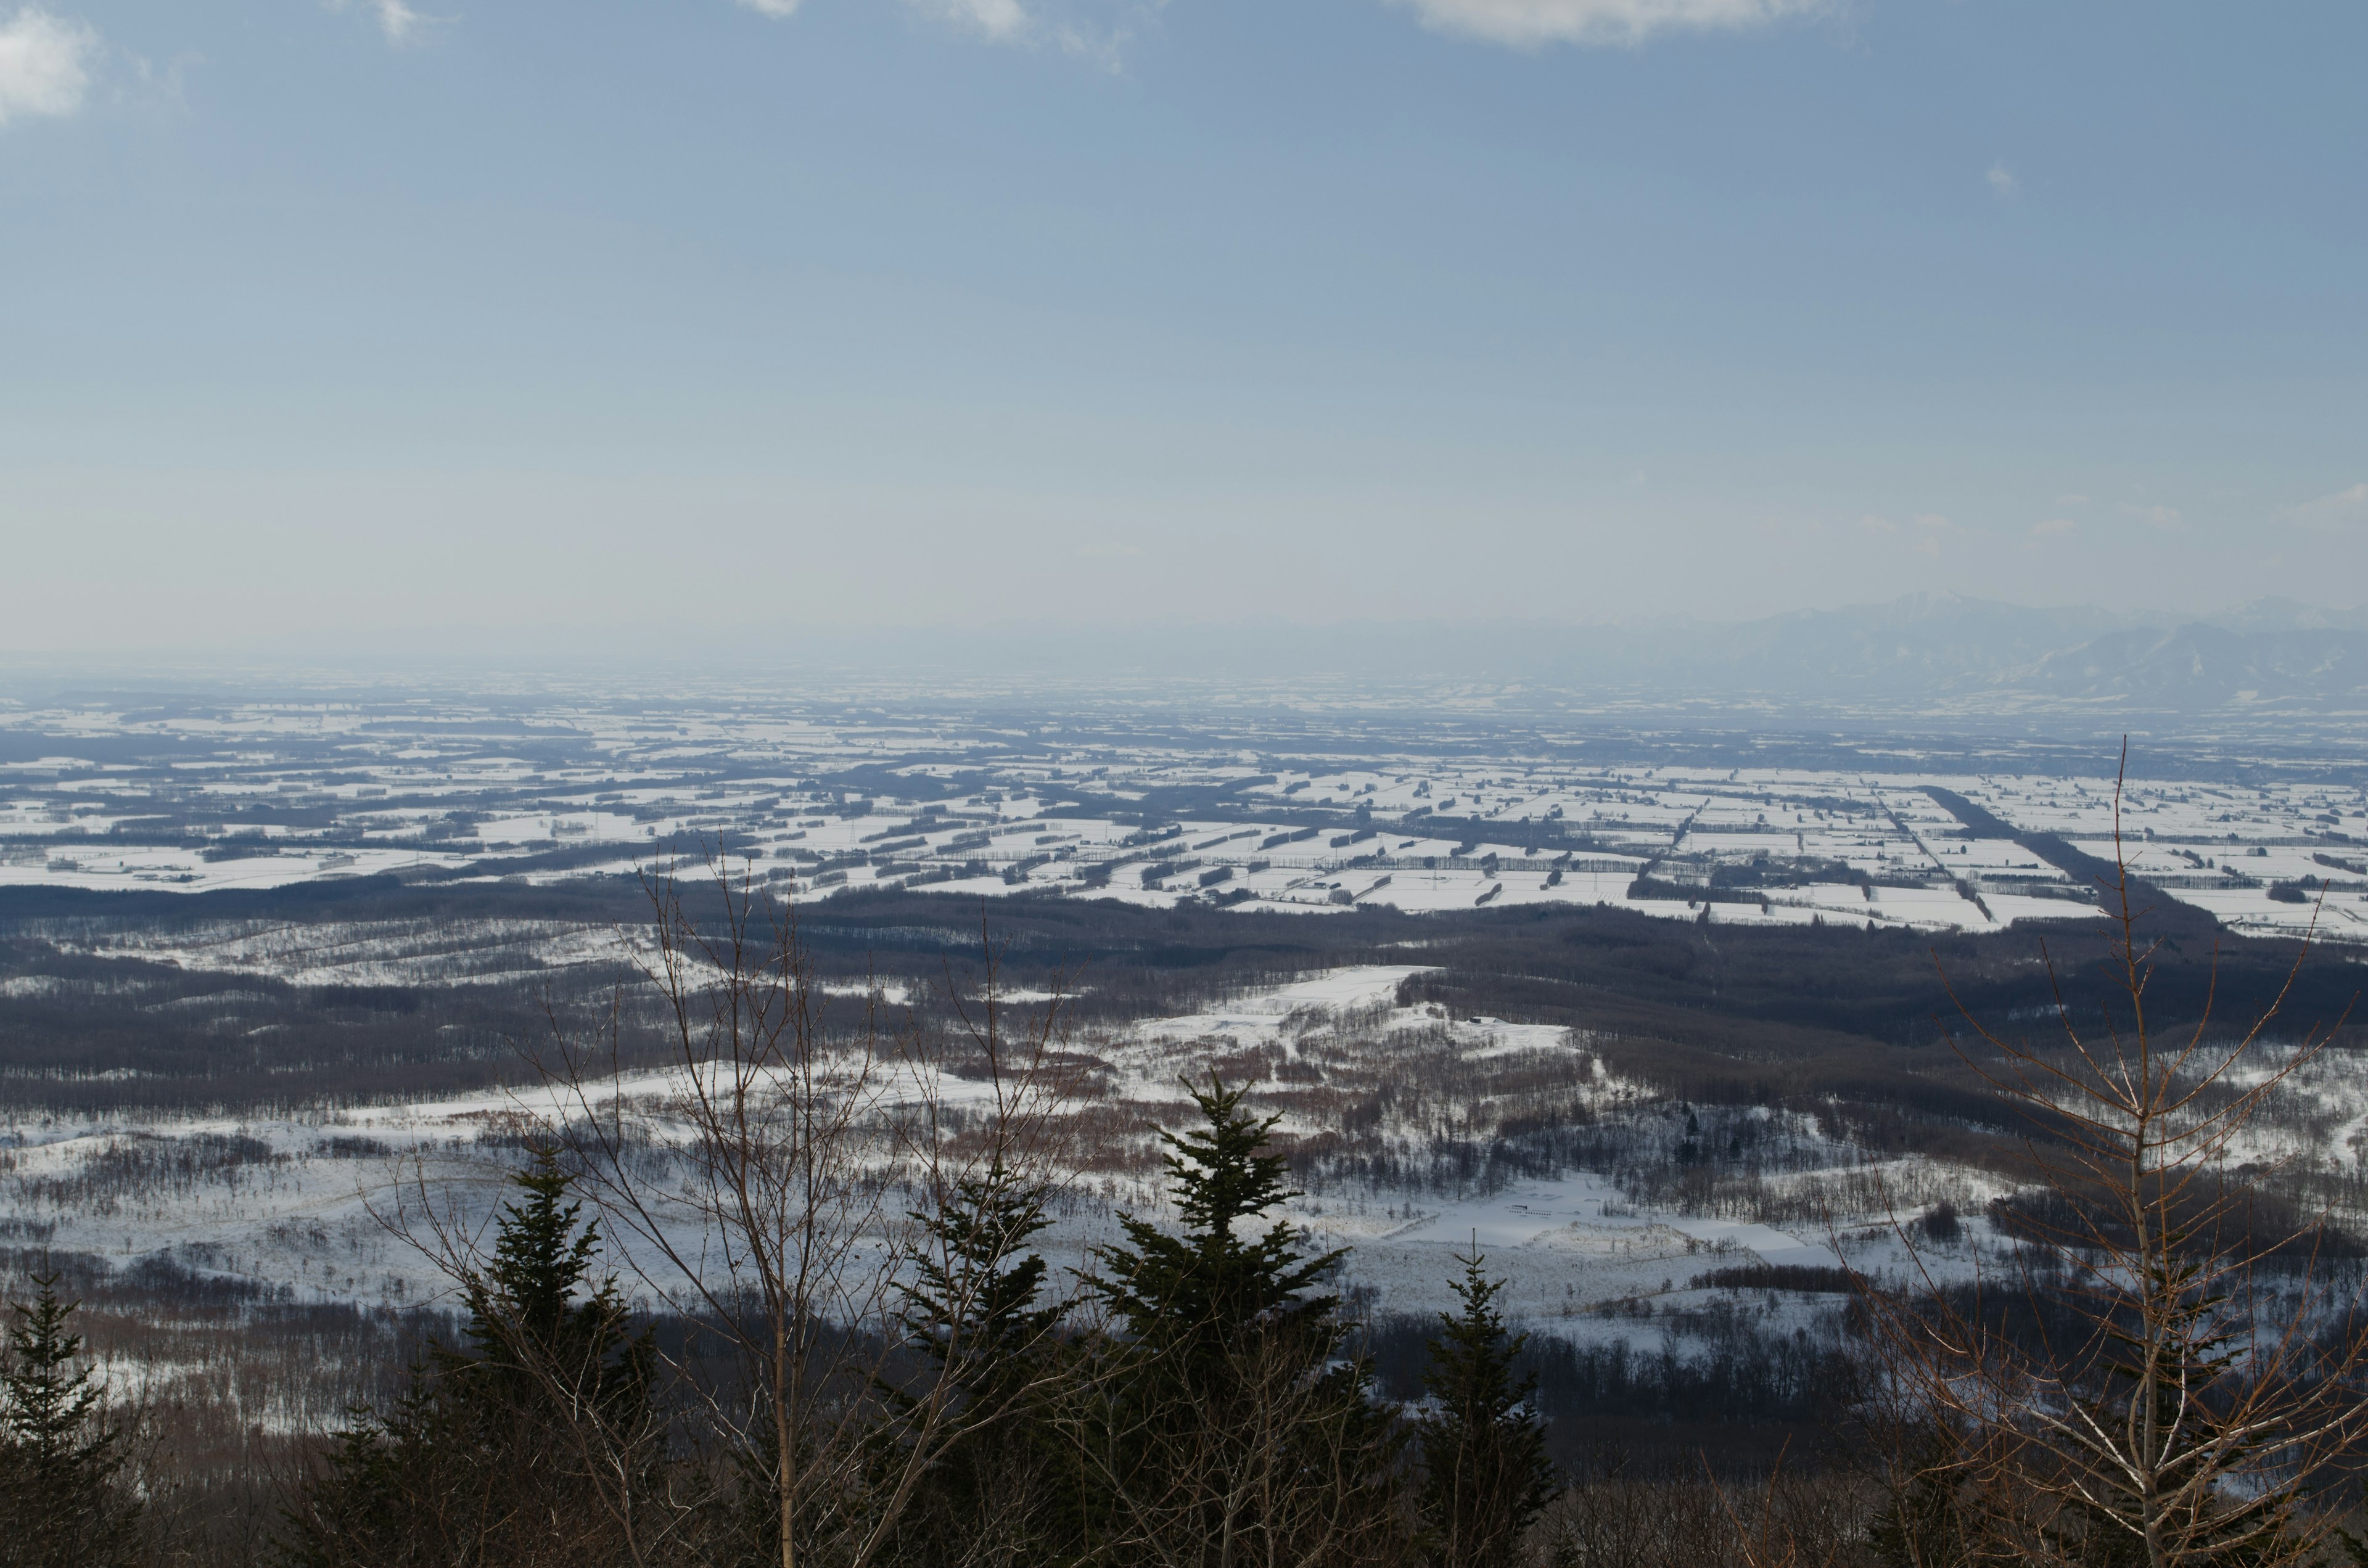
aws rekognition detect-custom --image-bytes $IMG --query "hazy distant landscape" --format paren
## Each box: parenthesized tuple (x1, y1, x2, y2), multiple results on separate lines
(4, 632, 2366, 1555)
(9, 0, 2365, 1556)
(705, 593, 2368, 723)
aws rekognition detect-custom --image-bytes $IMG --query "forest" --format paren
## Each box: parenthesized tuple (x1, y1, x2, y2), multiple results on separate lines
(4, 839, 2367, 1567)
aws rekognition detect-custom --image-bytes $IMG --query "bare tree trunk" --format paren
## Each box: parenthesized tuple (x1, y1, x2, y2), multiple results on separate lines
(1856, 743, 2368, 1568)
(477, 855, 1087, 1567)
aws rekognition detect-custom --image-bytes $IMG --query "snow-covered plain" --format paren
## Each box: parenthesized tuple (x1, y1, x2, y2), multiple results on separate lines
(4, 691, 2362, 1373)
(0, 961, 2031, 1339)
(12, 692, 2361, 942)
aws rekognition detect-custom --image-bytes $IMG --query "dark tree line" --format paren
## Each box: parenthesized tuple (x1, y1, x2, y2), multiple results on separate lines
(0, 1083, 1556, 1568)
(11, 825, 2367, 1568)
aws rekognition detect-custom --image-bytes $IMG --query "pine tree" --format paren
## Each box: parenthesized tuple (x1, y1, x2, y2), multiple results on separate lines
(0, 1275, 141, 1568)
(1416, 1250, 1555, 1568)
(2040, 1247, 2284, 1568)
(1871, 1248, 2291, 1568)
(1080, 1077, 1405, 1567)
(1095, 1075, 1343, 1370)
(278, 1147, 657, 1567)
(880, 1162, 1063, 1566)
(900, 1160, 1057, 1401)
(463, 1146, 649, 1422)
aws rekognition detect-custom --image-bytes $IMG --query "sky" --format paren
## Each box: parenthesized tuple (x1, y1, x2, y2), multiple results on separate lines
(1, 0, 2364, 657)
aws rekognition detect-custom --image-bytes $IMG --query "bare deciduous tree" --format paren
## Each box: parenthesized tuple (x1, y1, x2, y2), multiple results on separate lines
(500, 857, 1083, 1568)
(1053, 1310, 1413, 1568)
(1859, 749, 2368, 1568)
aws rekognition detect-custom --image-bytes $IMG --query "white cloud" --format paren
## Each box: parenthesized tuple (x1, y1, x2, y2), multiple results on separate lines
(736, 0, 1159, 63)
(1383, 0, 1823, 48)
(734, 0, 1029, 44)
(0, 7, 98, 126)
(326, 0, 429, 44)
(1986, 162, 2017, 197)
(2293, 482, 2368, 533)
(2029, 518, 2076, 539)
(913, 0, 1032, 39)
(371, 0, 424, 42)
(2123, 503, 2182, 530)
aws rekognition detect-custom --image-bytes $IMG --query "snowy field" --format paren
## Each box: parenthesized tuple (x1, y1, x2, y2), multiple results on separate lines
(4, 689, 2364, 1371)
(5, 691, 2362, 942)
(0, 961, 2045, 1340)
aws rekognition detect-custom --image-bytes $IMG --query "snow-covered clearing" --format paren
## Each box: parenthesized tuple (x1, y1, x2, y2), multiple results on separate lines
(0, 963, 2015, 1342)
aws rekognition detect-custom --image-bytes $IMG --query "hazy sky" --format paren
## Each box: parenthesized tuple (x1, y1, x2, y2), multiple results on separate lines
(2, 0, 2362, 654)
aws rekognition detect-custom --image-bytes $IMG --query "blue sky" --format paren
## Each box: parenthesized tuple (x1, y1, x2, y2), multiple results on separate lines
(1, 0, 2362, 654)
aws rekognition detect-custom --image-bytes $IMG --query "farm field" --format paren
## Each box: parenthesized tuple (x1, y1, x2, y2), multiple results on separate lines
(4, 682, 2365, 1479)
(5, 689, 2364, 941)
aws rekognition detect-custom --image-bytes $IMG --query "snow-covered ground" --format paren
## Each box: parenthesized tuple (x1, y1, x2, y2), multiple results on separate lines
(14, 694, 2361, 942)
(0, 962, 2033, 1339)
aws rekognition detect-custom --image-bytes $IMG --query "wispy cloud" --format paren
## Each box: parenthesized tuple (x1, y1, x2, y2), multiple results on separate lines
(1859, 513, 1957, 557)
(2123, 503, 2181, 530)
(1382, 0, 1823, 48)
(0, 7, 98, 127)
(738, 0, 1799, 52)
(2029, 518, 2075, 539)
(1908, 512, 1953, 556)
(736, 0, 1157, 61)
(326, 0, 429, 44)
(1986, 162, 2017, 197)
(913, 0, 1032, 39)
(370, 0, 424, 43)
(2292, 482, 2368, 533)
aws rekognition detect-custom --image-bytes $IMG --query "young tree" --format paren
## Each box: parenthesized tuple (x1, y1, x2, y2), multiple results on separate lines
(1075, 1075, 1412, 1568)
(0, 1275, 141, 1568)
(533, 864, 1084, 1568)
(1095, 1075, 1344, 1376)
(281, 1149, 659, 1568)
(898, 1159, 1059, 1421)
(878, 1160, 1066, 1567)
(1417, 1249, 1555, 1568)
(1859, 750, 2368, 1568)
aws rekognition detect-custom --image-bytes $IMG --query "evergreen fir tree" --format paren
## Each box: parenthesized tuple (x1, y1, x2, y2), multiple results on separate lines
(1095, 1075, 1344, 1370)
(277, 1147, 656, 1568)
(879, 1162, 1064, 1566)
(1080, 1077, 1403, 1567)
(0, 1275, 141, 1568)
(1416, 1250, 1555, 1568)
(899, 1160, 1057, 1400)
(462, 1145, 649, 1421)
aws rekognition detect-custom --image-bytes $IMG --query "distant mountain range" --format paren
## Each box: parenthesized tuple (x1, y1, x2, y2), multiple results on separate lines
(1994, 622, 2368, 711)
(1569, 594, 2368, 713)
(831, 594, 2368, 720)
(24, 596, 2361, 726)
